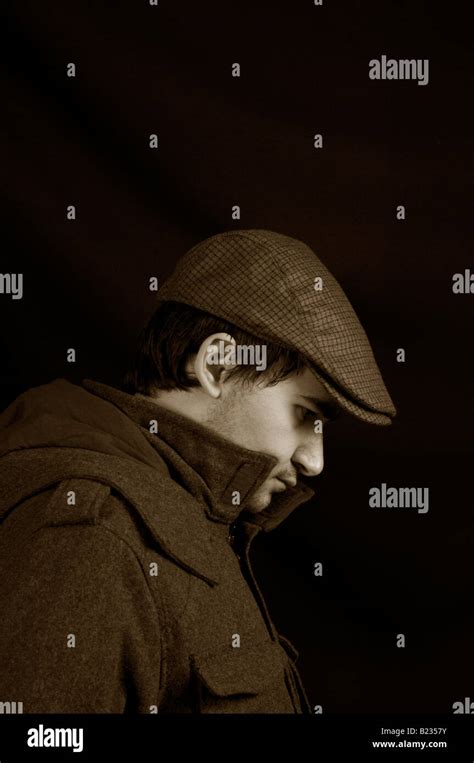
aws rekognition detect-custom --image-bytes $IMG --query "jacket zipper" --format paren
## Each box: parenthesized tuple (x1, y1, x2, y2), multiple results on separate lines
(228, 520, 312, 714)
(229, 523, 278, 641)
(228, 520, 276, 639)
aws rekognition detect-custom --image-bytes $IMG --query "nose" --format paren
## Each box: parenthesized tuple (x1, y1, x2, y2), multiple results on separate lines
(291, 434, 324, 478)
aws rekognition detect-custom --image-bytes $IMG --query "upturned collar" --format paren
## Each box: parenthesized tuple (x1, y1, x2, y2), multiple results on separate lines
(81, 379, 315, 533)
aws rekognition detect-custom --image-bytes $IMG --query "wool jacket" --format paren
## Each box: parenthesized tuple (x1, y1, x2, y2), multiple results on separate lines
(0, 377, 316, 714)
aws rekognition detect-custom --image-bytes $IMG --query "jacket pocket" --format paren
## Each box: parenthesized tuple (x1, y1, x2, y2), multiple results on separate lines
(190, 639, 296, 714)
(277, 633, 312, 714)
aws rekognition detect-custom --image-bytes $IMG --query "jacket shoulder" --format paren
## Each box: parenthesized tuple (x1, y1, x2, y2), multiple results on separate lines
(0, 478, 137, 553)
(2, 477, 156, 556)
(0, 463, 228, 587)
(38, 477, 114, 527)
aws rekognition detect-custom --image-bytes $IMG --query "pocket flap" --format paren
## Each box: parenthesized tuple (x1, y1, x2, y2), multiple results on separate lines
(191, 640, 285, 697)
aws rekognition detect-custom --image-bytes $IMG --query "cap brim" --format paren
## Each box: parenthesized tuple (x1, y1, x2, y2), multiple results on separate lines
(309, 366, 396, 426)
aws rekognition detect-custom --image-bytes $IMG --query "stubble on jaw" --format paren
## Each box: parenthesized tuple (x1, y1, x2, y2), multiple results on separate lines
(202, 385, 278, 513)
(202, 382, 248, 440)
(242, 486, 272, 513)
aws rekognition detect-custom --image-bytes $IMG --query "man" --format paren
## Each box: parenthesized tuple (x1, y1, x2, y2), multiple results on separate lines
(0, 229, 396, 713)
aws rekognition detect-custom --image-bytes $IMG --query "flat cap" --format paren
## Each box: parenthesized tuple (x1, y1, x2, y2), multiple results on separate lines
(156, 229, 397, 425)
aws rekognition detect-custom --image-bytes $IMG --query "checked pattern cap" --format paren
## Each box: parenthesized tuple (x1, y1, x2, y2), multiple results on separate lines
(156, 229, 397, 426)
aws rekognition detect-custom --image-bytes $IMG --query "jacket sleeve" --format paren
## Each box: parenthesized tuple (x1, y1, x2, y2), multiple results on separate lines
(0, 522, 164, 713)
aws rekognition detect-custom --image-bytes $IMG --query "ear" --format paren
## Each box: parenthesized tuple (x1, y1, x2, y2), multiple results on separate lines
(187, 333, 237, 398)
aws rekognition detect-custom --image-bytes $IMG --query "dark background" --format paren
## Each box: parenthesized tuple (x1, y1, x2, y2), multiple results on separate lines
(2, 0, 473, 712)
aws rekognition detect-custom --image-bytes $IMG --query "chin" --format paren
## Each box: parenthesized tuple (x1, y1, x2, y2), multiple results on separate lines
(245, 491, 273, 513)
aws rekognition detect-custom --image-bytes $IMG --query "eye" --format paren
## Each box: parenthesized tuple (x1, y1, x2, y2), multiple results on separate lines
(295, 405, 317, 422)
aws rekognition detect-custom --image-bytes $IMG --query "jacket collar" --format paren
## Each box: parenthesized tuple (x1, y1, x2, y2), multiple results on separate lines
(81, 379, 315, 533)
(0, 377, 315, 586)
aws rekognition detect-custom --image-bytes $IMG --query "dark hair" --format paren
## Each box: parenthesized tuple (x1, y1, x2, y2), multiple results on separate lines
(121, 301, 308, 396)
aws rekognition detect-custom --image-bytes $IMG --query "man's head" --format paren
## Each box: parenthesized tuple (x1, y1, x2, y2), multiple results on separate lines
(122, 301, 341, 512)
(150, 229, 397, 426)
(122, 228, 396, 510)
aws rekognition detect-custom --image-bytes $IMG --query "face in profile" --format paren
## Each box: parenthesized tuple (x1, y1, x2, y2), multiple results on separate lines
(202, 366, 338, 513)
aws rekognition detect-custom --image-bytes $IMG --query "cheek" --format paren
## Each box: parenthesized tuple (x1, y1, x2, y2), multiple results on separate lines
(244, 404, 299, 456)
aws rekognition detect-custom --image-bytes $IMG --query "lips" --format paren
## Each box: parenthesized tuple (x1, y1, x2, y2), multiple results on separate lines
(279, 477, 297, 488)
(275, 478, 297, 491)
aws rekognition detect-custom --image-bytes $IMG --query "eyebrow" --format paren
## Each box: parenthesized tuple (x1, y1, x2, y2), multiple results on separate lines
(298, 395, 342, 422)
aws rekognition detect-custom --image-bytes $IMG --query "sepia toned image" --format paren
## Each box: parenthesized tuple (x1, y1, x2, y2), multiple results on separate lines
(0, 0, 472, 757)
(0, 229, 398, 714)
